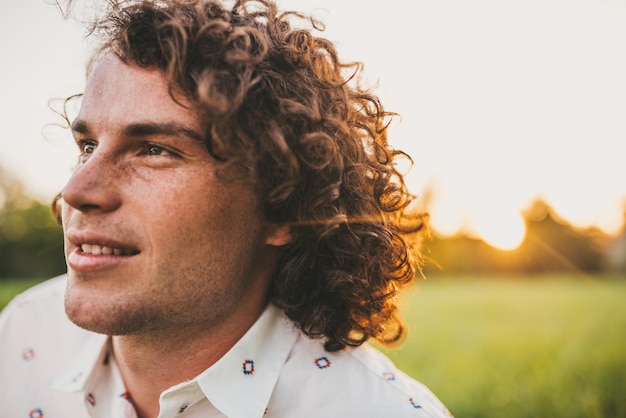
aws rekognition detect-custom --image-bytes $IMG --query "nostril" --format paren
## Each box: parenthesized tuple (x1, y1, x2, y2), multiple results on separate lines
(79, 203, 104, 212)
(62, 170, 122, 213)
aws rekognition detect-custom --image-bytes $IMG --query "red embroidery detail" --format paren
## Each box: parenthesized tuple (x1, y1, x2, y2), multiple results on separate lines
(22, 348, 35, 361)
(243, 359, 255, 375)
(409, 397, 422, 409)
(314, 356, 331, 369)
(29, 409, 44, 418)
(383, 372, 395, 381)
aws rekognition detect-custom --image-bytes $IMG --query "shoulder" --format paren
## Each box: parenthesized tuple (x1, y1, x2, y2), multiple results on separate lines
(0, 274, 90, 357)
(0, 275, 99, 367)
(266, 332, 453, 417)
(0, 275, 100, 414)
(0, 275, 97, 350)
(0, 275, 67, 327)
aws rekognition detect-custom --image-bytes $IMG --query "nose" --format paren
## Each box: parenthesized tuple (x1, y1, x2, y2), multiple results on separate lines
(62, 154, 122, 214)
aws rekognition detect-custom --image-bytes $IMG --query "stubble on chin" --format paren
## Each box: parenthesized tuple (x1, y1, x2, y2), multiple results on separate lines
(64, 285, 151, 336)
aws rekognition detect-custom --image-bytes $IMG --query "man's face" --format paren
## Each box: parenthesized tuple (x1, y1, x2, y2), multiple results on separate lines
(62, 54, 286, 336)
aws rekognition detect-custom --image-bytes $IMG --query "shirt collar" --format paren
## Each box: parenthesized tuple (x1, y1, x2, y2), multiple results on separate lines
(193, 304, 299, 418)
(51, 332, 110, 392)
(51, 304, 300, 418)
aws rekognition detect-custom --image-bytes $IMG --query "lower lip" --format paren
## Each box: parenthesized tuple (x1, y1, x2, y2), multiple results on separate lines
(67, 248, 136, 273)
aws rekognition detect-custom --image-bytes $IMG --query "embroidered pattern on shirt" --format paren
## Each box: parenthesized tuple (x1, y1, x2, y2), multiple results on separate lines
(86, 393, 96, 406)
(22, 348, 35, 361)
(409, 397, 422, 409)
(383, 372, 396, 381)
(178, 404, 188, 413)
(314, 356, 331, 369)
(29, 408, 44, 418)
(120, 391, 133, 402)
(243, 359, 255, 375)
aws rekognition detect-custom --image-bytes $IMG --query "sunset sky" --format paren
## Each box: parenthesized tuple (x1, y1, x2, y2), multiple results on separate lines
(2, 0, 625, 250)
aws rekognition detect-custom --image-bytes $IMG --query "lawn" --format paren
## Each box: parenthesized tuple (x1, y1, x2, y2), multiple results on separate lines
(380, 274, 626, 418)
(1, 274, 625, 417)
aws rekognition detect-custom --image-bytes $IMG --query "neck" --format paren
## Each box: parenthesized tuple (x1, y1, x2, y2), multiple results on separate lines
(112, 303, 266, 418)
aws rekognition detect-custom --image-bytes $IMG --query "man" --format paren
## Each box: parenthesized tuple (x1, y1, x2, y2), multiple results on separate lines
(0, 0, 452, 416)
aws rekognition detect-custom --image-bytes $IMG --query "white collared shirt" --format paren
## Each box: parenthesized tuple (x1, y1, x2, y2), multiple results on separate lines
(0, 275, 452, 417)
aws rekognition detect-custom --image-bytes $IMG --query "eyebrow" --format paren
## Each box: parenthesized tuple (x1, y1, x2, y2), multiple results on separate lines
(71, 119, 204, 142)
(70, 119, 90, 135)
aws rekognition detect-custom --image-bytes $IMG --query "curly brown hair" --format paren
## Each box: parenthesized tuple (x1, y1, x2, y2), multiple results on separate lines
(59, 0, 428, 352)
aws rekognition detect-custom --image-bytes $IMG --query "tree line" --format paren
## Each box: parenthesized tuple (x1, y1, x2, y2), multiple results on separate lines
(423, 199, 626, 277)
(0, 168, 65, 279)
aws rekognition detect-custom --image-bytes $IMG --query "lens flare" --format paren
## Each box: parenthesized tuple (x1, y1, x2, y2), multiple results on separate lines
(472, 209, 527, 251)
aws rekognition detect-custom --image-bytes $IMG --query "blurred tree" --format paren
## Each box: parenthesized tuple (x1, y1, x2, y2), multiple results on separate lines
(604, 205, 626, 273)
(0, 166, 65, 279)
(423, 198, 607, 277)
(516, 199, 605, 273)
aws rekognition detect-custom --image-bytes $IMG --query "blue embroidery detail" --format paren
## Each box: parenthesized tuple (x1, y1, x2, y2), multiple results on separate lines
(314, 356, 331, 369)
(243, 359, 255, 375)
(22, 348, 35, 361)
(29, 409, 44, 418)
(409, 397, 422, 409)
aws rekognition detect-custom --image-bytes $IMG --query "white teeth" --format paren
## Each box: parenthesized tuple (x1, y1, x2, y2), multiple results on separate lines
(80, 244, 132, 256)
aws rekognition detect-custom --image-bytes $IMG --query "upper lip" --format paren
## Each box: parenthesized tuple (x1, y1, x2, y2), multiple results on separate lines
(65, 231, 140, 255)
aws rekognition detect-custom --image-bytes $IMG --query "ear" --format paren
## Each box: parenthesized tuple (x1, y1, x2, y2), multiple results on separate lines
(265, 224, 292, 247)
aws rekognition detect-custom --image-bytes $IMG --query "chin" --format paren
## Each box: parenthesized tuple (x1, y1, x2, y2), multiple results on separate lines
(66, 312, 112, 335)
(65, 296, 118, 336)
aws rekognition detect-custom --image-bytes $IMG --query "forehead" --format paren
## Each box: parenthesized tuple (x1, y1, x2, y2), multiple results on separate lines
(79, 54, 201, 129)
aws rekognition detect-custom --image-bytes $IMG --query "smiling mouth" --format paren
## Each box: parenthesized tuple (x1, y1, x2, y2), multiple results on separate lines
(79, 244, 139, 256)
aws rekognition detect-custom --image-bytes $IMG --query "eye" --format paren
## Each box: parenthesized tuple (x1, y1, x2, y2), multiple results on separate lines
(142, 143, 179, 159)
(77, 140, 96, 163)
(79, 141, 96, 154)
(83, 143, 96, 154)
(147, 144, 165, 155)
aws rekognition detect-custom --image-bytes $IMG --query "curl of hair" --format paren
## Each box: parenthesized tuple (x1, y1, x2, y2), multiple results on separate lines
(73, 0, 428, 351)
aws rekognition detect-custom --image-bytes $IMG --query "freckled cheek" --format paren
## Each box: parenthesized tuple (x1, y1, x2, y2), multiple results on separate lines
(132, 170, 260, 240)
(143, 177, 232, 230)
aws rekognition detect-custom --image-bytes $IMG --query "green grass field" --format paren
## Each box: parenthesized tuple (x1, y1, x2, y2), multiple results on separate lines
(380, 274, 626, 418)
(2, 275, 625, 417)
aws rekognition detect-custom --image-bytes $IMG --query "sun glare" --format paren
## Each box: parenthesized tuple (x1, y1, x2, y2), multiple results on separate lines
(472, 210, 527, 251)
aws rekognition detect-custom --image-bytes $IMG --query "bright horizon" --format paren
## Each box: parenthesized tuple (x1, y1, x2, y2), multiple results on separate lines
(2, 0, 626, 251)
